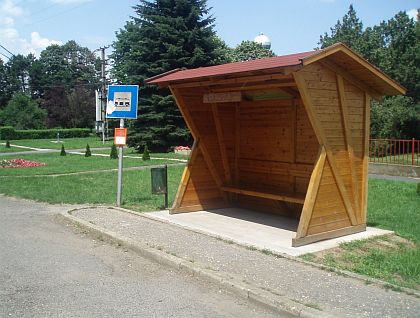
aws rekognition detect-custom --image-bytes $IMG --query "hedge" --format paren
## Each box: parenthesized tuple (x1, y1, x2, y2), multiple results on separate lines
(0, 126, 91, 140)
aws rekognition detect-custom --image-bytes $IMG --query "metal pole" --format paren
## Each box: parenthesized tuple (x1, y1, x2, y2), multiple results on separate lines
(117, 118, 124, 207)
(412, 138, 415, 166)
(100, 47, 108, 144)
(164, 164, 168, 209)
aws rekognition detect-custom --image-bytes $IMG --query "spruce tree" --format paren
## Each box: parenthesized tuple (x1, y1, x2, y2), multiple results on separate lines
(5, 140, 10, 148)
(142, 144, 150, 160)
(112, 0, 228, 151)
(110, 144, 118, 159)
(60, 144, 66, 156)
(85, 144, 91, 157)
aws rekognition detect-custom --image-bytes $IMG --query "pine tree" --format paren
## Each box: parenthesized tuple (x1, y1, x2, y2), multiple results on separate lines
(110, 144, 118, 159)
(5, 140, 10, 148)
(142, 144, 150, 160)
(60, 144, 66, 156)
(85, 144, 91, 157)
(112, 0, 228, 151)
(318, 5, 364, 50)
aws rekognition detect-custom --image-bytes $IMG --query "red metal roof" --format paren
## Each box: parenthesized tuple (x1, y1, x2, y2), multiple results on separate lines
(146, 50, 316, 84)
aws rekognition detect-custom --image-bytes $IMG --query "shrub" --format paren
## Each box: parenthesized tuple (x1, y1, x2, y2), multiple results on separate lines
(0, 127, 15, 140)
(110, 144, 118, 159)
(5, 140, 10, 148)
(417, 183, 420, 196)
(0, 127, 91, 140)
(142, 145, 150, 161)
(85, 144, 91, 157)
(60, 144, 66, 156)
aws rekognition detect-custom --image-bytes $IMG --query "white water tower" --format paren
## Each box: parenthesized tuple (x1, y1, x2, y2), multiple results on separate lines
(254, 33, 271, 49)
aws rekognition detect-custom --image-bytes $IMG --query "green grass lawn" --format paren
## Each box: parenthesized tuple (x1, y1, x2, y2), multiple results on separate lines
(0, 152, 184, 176)
(7, 136, 113, 150)
(0, 144, 33, 153)
(368, 179, 420, 242)
(301, 179, 420, 290)
(0, 166, 184, 211)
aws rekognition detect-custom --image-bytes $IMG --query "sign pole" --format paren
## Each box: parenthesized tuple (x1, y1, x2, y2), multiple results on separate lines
(116, 118, 124, 207)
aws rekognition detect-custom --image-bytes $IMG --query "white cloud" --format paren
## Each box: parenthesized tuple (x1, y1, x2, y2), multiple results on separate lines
(49, 0, 93, 4)
(0, 0, 62, 59)
(0, 0, 23, 19)
(31, 32, 62, 49)
(407, 8, 419, 21)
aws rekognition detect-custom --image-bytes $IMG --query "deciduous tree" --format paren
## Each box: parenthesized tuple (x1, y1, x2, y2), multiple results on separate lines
(0, 92, 46, 129)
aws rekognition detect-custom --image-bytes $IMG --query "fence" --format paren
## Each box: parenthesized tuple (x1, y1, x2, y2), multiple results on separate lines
(369, 138, 419, 166)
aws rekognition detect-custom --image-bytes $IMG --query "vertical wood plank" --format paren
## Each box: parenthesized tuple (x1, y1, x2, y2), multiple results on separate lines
(290, 99, 297, 192)
(212, 103, 232, 183)
(361, 93, 371, 223)
(234, 103, 240, 186)
(296, 146, 326, 238)
(337, 74, 361, 223)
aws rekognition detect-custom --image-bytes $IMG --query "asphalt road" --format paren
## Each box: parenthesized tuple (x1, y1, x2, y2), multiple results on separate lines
(0, 196, 279, 318)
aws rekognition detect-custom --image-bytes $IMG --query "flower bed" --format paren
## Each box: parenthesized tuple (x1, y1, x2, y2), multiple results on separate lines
(174, 146, 191, 155)
(0, 158, 46, 168)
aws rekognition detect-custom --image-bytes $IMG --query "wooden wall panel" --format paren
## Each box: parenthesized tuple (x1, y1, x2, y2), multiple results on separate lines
(307, 159, 351, 235)
(294, 62, 367, 238)
(296, 101, 319, 164)
(239, 101, 294, 163)
(174, 148, 228, 212)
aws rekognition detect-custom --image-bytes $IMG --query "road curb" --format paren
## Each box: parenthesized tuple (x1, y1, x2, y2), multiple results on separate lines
(104, 206, 420, 299)
(63, 205, 420, 299)
(57, 208, 340, 318)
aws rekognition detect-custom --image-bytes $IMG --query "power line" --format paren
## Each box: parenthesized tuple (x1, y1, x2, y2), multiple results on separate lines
(0, 52, 11, 60)
(21, 2, 91, 29)
(0, 44, 15, 57)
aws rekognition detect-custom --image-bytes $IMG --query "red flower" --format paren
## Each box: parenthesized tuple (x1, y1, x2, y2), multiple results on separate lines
(0, 159, 46, 168)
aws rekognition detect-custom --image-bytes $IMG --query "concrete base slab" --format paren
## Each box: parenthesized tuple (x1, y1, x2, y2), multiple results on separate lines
(147, 208, 393, 257)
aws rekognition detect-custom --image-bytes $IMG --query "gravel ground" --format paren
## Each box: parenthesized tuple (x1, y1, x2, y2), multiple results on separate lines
(72, 207, 420, 318)
(0, 196, 280, 318)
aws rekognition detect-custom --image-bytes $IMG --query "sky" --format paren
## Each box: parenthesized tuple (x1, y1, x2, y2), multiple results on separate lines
(0, 0, 418, 62)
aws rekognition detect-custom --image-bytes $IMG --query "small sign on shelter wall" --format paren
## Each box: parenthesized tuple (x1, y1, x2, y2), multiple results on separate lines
(203, 91, 242, 103)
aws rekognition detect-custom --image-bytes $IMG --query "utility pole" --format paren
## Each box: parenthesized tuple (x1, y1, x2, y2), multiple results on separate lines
(99, 46, 109, 144)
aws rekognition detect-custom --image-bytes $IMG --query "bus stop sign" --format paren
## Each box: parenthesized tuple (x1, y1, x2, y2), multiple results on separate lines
(106, 85, 139, 119)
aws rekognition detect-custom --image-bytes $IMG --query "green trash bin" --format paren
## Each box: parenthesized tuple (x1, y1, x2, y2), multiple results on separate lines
(151, 165, 168, 208)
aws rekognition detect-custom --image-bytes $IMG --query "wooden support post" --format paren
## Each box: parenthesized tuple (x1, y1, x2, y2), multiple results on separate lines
(170, 86, 227, 201)
(361, 93, 371, 223)
(337, 74, 361, 223)
(171, 139, 199, 212)
(295, 146, 326, 238)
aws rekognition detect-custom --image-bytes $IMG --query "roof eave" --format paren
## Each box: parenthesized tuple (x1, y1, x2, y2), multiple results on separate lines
(149, 63, 304, 88)
(301, 43, 406, 96)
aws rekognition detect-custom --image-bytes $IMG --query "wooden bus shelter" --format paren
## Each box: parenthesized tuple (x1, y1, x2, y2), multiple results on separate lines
(146, 43, 405, 246)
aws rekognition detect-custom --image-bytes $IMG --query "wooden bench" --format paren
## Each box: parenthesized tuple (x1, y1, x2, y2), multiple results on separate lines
(221, 185, 305, 204)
